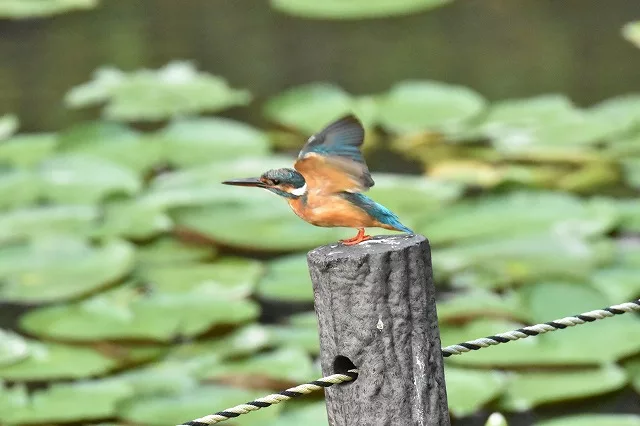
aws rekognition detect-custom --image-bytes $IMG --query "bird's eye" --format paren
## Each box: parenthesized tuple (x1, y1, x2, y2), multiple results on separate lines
(271, 179, 280, 185)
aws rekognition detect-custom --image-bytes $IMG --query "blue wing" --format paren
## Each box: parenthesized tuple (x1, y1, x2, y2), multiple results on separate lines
(294, 115, 374, 194)
(341, 192, 413, 233)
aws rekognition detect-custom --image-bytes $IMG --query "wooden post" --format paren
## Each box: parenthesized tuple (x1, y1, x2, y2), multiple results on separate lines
(307, 234, 450, 426)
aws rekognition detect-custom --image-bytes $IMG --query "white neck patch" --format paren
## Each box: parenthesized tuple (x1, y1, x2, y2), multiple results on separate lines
(290, 183, 307, 196)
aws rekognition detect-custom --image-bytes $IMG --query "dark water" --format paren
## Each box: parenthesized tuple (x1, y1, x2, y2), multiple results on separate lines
(0, 0, 639, 131)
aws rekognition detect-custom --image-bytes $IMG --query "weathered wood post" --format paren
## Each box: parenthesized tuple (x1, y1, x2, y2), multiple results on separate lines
(307, 234, 450, 426)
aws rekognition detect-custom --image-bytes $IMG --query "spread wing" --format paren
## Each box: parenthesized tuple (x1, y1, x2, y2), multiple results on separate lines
(294, 114, 374, 194)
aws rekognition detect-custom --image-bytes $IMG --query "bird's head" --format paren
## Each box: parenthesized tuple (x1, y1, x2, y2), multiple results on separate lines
(222, 168, 307, 199)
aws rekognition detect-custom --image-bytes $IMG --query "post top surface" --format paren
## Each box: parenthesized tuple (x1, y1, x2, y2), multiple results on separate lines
(307, 234, 427, 262)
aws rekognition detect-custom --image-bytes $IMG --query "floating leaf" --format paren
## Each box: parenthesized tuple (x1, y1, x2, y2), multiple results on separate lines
(0, 0, 97, 18)
(0, 340, 117, 380)
(0, 236, 135, 303)
(590, 243, 640, 303)
(437, 289, 526, 323)
(622, 21, 640, 49)
(0, 329, 29, 367)
(156, 117, 270, 167)
(38, 154, 141, 203)
(136, 237, 215, 265)
(626, 357, 640, 395)
(23, 259, 262, 341)
(119, 385, 282, 426)
(0, 379, 132, 424)
(535, 415, 640, 426)
(266, 319, 320, 355)
(0, 169, 39, 210)
(0, 133, 57, 167)
(0, 205, 99, 243)
(271, 0, 452, 20)
(204, 347, 319, 384)
(0, 114, 18, 140)
(258, 254, 313, 302)
(57, 121, 163, 173)
(589, 95, 640, 140)
(97, 198, 173, 240)
(499, 364, 627, 411)
(264, 83, 376, 134)
(445, 366, 507, 417)
(66, 62, 252, 121)
(263, 402, 328, 426)
(378, 81, 485, 134)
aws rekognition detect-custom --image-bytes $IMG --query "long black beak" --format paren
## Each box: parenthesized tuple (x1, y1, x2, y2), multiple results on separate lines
(221, 177, 266, 188)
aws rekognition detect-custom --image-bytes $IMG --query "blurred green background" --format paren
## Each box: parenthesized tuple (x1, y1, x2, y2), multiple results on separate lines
(1, 1, 640, 426)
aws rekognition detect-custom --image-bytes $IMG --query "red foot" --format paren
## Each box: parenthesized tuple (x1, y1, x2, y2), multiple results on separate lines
(340, 228, 372, 246)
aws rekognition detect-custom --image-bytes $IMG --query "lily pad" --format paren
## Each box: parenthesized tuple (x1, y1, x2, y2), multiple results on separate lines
(590, 244, 640, 303)
(203, 347, 319, 384)
(0, 340, 117, 380)
(499, 364, 627, 411)
(378, 81, 486, 134)
(0, 169, 39, 210)
(136, 237, 216, 265)
(535, 415, 640, 426)
(264, 83, 376, 134)
(263, 402, 328, 426)
(626, 357, 640, 395)
(65, 62, 252, 121)
(266, 319, 320, 355)
(57, 121, 163, 174)
(437, 289, 526, 323)
(589, 95, 640, 140)
(156, 117, 270, 167)
(445, 366, 508, 417)
(271, 0, 452, 20)
(0, 205, 99, 243)
(0, 0, 97, 18)
(0, 114, 18, 139)
(0, 236, 135, 303)
(22, 259, 262, 341)
(0, 133, 57, 167)
(623, 21, 640, 49)
(97, 197, 173, 240)
(38, 154, 141, 203)
(0, 379, 132, 424)
(0, 329, 29, 367)
(119, 385, 282, 426)
(258, 254, 313, 302)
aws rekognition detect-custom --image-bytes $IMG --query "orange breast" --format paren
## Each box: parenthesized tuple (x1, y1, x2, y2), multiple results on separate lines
(287, 193, 378, 228)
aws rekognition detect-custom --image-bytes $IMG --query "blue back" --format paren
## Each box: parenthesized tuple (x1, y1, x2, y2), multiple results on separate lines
(341, 192, 413, 233)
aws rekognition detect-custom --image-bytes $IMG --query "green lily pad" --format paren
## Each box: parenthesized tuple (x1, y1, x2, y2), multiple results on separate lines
(378, 81, 485, 134)
(97, 197, 173, 240)
(0, 340, 117, 380)
(271, 0, 451, 20)
(0, 205, 99, 243)
(615, 199, 640, 232)
(0, 0, 97, 18)
(22, 259, 262, 341)
(0, 236, 135, 303)
(499, 364, 627, 411)
(626, 357, 640, 395)
(266, 319, 320, 355)
(136, 237, 216, 265)
(0, 329, 29, 367)
(38, 154, 141, 203)
(119, 385, 282, 426)
(0, 379, 133, 424)
(65, 62, 252, 121)
(204, 347, 319, 384)
(589, 95, 640, 140)
(590, 243, 640, 303)
(444, 366, 507, 417)
(264, 83, 377, 134)
(0, 114, 18, 140)
(623, 21, 640, 49)
(418, 191, 617, 245)
(0, 133, 57, 167)
(258, 254, 313, 302)
(437, 289, 526, 323)
(263, 402, 328, 426)
(535, 415, 640, 426)
(0, 169, 39, 210)
(57, 121, 163, 174)
(156, 117, 270, 167)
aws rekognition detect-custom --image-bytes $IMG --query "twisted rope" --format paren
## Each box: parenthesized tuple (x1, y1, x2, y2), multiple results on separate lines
(178, 298, 640, 426)
(180, 369, 358, 426)
(440, 299, 640, 357)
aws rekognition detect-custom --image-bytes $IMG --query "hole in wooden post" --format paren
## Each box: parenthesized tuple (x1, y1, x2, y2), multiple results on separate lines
(333, 355, 358, 385)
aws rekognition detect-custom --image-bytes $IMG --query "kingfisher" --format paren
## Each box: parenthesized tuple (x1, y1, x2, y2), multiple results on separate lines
(222, 114, 413, 245)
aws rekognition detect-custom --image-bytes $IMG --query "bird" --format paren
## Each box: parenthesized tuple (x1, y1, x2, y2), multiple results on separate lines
(222, 114, 413, 245)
